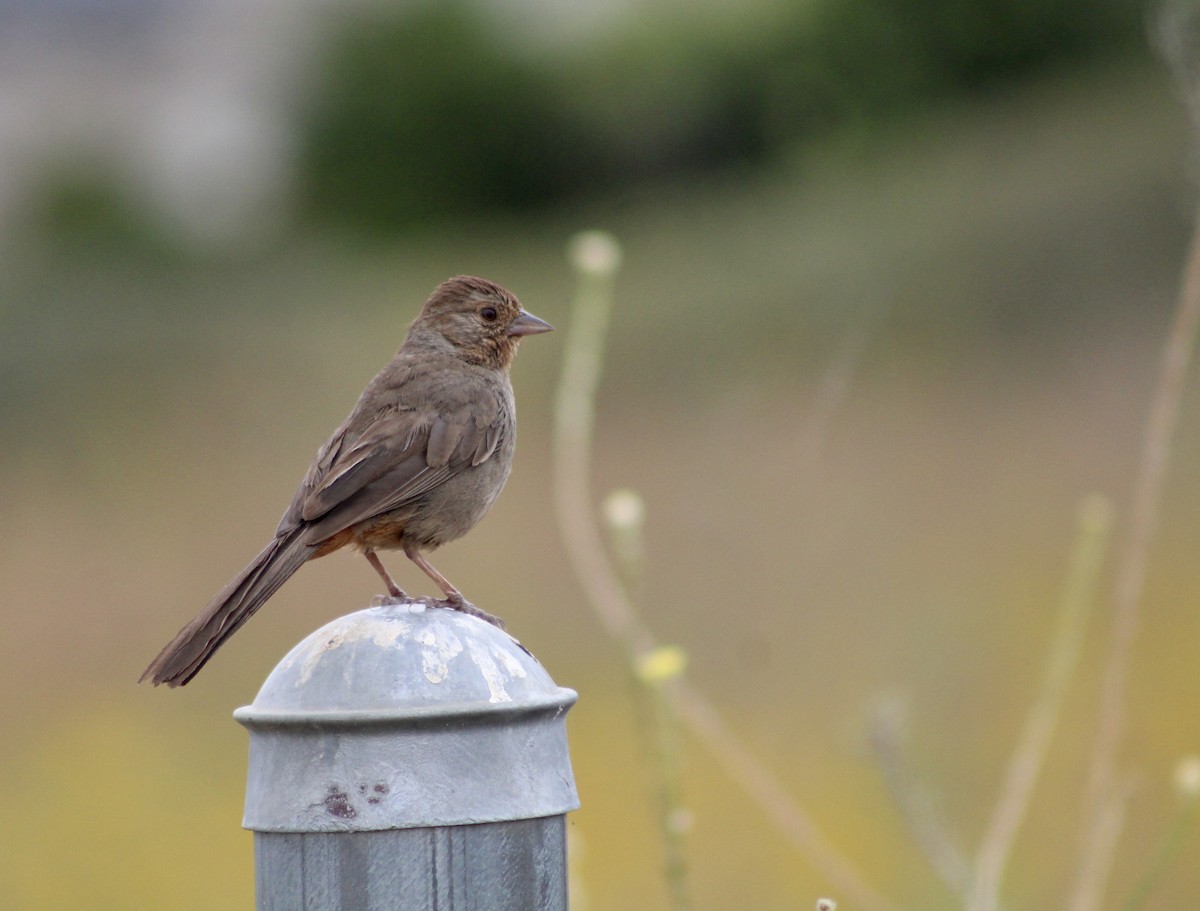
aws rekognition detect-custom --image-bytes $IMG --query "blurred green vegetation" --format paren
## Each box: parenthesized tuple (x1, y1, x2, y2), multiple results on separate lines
(2, 3, 1199, 910)
(14, 0, 1143, 243)
(294, 0, 1138, 232)
(296, 3, 600, 231)
(17, 161, 189, 263)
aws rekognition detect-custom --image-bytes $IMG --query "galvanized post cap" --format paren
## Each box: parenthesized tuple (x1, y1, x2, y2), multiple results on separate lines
(234, 602, 579, 833)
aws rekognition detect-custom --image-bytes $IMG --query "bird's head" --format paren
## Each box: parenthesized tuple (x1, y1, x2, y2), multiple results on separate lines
(412, 275, 553, 370)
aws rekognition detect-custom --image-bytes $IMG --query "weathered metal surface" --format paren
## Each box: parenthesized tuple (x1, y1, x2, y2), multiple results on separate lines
(236, 602, 578, 910)
(235, 602, 579, 833)
(254, 816, 568, 911)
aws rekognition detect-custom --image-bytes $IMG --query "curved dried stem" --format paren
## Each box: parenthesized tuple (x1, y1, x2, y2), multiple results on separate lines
(1068, 11, 1200, 901)
(671, 680, 899, 911)
(970, 496, 1113, 911)
(552, 232, 899, 911)
(551, 236, 654, 657)
(1069, 220, 1200, 911)
(869, 698, 973, 901)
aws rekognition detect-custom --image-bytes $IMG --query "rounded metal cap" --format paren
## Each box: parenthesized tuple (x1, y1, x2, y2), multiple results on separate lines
(234, 602, 579, 833)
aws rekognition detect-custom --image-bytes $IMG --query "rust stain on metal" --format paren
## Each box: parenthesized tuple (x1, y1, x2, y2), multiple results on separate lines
(324, 786, 356, 819)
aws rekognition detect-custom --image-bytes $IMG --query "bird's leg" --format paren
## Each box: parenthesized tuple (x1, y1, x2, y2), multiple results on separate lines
(404, 545, 506, 630)
(363, 549, 410, 603)
(404, 546, 462, 602)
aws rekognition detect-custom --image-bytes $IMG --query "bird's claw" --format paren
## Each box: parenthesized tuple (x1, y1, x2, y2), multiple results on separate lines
(372, 592, 414, 607)
(434, 595, 507, 631)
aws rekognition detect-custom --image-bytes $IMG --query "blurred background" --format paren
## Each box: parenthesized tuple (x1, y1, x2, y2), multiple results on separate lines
(1, 0, 1198, 908)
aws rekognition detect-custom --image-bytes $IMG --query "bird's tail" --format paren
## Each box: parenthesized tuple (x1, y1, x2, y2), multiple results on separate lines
(140, 532, 312, 687)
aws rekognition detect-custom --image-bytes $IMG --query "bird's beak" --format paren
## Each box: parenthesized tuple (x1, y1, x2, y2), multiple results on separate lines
(507, 310, 554, 337)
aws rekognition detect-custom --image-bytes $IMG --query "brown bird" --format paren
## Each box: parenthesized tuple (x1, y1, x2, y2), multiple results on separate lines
(141, 276, 552, 687)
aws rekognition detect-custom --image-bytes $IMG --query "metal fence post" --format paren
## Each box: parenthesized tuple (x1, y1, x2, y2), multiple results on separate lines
(233, 602, 580, 911)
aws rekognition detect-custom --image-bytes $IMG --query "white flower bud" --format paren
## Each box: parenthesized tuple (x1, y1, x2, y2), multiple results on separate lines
(603, 488, 645, 532)
(568, 230, 622, 278)
(1174, 755, 1200, 798)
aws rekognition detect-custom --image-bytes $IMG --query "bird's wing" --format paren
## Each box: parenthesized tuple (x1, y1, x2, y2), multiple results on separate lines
(282, 403, 505, 545)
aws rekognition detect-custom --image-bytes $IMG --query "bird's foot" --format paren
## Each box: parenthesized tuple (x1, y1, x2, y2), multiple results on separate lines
(434, 593, 507, 631)
(372, 592, 414, 607)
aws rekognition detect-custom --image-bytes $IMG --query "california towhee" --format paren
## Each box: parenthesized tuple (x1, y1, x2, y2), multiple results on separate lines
(141, 276, 552, 687)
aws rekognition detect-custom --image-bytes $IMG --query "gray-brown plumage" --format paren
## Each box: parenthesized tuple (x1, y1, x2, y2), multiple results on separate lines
(140, 276, 552, 687)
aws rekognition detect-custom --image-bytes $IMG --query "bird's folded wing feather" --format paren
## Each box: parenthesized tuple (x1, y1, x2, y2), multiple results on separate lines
(277, 405, 504, 545)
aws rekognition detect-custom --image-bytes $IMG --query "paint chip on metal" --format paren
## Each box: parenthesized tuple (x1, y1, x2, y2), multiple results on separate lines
(416, 620, 464, 684)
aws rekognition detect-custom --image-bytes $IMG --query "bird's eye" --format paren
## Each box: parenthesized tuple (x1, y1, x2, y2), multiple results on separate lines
(480, 306, 498, 323)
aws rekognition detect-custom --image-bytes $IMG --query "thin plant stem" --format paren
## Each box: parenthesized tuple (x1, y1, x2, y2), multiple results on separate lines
(869, 700, 973, 902)
(1066, 13, 1200, 907)
(623, 651, 693, 911)
(670, 680, 900, 911)
(1068, 212, 1200, 911)
(652, 679, 692, 911)
(969, 495, 1114, 911)
(556, 235, 693, 908)
(797, 307, 876, 464)
(551, 237, 654, 657)
(552, 232, 900, 911)
(604, 490, 693, 911)
(1120, 791, 1200, 911)
(1071, 783, 1137, 911)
